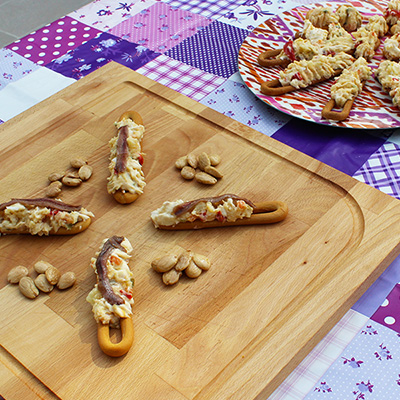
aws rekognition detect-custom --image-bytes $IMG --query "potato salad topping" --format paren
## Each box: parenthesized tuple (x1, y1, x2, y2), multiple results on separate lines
(279, 52, 354, 89)
(376, 60, 400, 108)
(86, 236, 134, 328)
(151, 195, 254, 228)
(384, 33, 400, 61)
(0, 199, 93, 236)
(335, 4, 362, 32)
(330, 57, 372, 108)
(107, 117, 145, 197)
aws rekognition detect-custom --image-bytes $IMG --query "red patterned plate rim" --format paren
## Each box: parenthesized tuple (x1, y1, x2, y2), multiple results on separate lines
(238, 0, 400, 130)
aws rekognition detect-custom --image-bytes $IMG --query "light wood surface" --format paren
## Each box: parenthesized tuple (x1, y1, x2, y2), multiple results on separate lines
(1, 62, 400, 399)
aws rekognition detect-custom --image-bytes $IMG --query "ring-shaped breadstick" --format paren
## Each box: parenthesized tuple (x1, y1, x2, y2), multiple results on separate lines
(321, 98, 355, 121)
(260, 70, 342, 96)
(156, 201, 288, 230)
(258, 49, 291, 67)
(107, 111, 146, 204)
(97, 316, 134, 357)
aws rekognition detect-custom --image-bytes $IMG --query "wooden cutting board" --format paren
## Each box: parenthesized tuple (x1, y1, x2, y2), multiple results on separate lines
(1, 62, 400, 400)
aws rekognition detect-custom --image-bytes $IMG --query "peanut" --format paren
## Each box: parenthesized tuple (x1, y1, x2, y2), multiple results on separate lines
(192, 253, 211, 271)
(35, 274, 54, 293)
(45, 181, 62, 198)
(162, 269, 181, 285)
(187, 153, 198, 169)
(78, 165, 93, 181)
(48, 171, 65, 182)
(204, 165, 223, 179)
(175, 156, 188, 170)
(7, 266, 29, 284)
(19, 277, 39, 299)
(209, 154, 221, 166)
(195, 172, 217, 185)
(62, 176, 82, 187)
(185, 260, 202, 278)
(152, 254, 178, 273)
(198, 152, 211, 171)
(65, 169, 81, 179)
(70, 157, 87, 168)
(34, 260, 53, 274)
(181, 166, 195, 180)
(45, 265, 61, 285)
(175, 251, 192, 271)
(57, 272, 76, 290)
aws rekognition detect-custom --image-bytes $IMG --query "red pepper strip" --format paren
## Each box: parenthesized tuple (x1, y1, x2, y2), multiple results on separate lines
(283, 40, 296, 62)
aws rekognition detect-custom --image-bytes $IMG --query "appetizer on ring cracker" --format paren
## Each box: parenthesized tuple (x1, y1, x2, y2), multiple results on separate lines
(0, 198, 93, 236)
(260, 52, 354, 96)
(322, 57, 372, 121)
(151, 194, 288, 230)
(107, 111, 145, 204)
(86, 236, 135, 357)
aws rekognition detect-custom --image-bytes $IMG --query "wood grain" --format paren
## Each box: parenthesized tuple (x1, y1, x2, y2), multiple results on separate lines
(1, 62, 400, 399)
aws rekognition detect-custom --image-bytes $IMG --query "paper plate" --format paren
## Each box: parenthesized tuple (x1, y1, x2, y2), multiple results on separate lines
(238, 0, 400, 129)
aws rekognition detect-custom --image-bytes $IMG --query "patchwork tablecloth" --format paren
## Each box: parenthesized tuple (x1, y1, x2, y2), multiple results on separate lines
(1, 0, 400, 398)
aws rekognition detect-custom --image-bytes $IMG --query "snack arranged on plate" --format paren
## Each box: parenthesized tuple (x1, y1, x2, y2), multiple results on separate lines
(385, 0, 400, 34)
(107, 111, 145, 204)
(0, 198, 93, 236)
(86, 236, 135, 357)
(258, 20, 354, 67)
(376, 60, 400, 109)
(151, 250, 211, 285)
(261, 52, 354, 96)
(151, 194, 288, 230)
(322, 57, 372, 121)
(383, 32, 400, 60)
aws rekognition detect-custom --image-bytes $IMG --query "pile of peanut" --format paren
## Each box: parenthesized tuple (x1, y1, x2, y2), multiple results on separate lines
(175, 152, 223, 185)
(45, 157, 93, 198)
(7, 260, 76, 299)
(151, 250, 211, 285)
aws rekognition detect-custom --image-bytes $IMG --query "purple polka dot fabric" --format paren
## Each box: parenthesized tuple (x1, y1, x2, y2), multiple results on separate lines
(165, 20, 249, 78)
(45, 32, 160, 79)
(109, 2, 213, 53)
(371, 284, 400, 334)
(6, 16, 101, 66)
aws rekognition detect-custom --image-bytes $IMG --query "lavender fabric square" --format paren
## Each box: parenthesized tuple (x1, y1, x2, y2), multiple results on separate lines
(45, 32, 160, 79)
(0, 48, 39, 89)
(353, 142, 400, 200)
(305, 322, 400, 399)
(68, 0, 156, 31)
(371, 284, 400, 334)
(201, 74, 290, 136)
(110, 2, 213, 53)
(164, 0, 240, 19)
(272, 119, 389, 176)
(165, 20, 249, 78)
(137, 54, 226, 101)
(5, 16, 101, 66)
